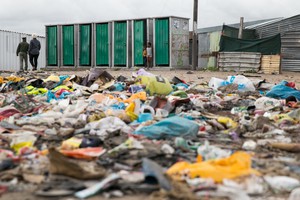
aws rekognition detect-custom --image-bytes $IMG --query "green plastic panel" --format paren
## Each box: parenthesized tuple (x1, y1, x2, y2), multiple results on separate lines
(155, 18, 169, 65)
(114, 21, 127, 66)
(62, 25, 74, 66)
(47, 26, 57, 66)
(80, 24, 91, 66)
(134, 20, 145, 65)
(96, 23, 109, 66)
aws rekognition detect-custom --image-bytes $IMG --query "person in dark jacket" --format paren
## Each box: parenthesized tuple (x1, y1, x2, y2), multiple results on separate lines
(28, 34, 41, 71)
(16, 37, 29, 72)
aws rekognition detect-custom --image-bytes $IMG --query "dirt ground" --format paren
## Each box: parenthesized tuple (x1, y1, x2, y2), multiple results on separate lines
(44, 68, 300, 85)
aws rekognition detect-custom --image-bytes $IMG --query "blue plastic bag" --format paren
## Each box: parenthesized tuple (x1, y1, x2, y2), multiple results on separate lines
(134, 116, 199, 139)
(266, 81, 300, 100)
(175, 83, 189, 89)
(46, 91, 57, 102)
(113, 83, 125, 91)
(128, 85, 144, 93)
(53, 75, 69, 88)
(110, 102, 126, 110)
(46, 91, 71, 102)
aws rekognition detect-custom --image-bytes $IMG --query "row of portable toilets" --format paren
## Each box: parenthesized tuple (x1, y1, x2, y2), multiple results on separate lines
(46, 16, 190, 68)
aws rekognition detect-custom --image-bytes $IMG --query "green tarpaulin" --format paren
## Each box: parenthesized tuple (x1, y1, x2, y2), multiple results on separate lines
(222, 25, 257, 39)
(219, 34, 281, 55)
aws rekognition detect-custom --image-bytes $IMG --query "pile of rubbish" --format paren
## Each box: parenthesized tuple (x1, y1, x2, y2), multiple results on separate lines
(0, 68, 300, 199)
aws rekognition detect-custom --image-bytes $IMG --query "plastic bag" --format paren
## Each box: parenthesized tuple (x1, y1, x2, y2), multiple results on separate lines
(226, 75, 255, 92)
(155, 108, 169, 118)
(132, 68, 154, 78)
(242, 140, 257, 151)
(254, 97, 284, 111)
(134, 116, 199, 139)
(266, 81, 300, 100)
(140, 105, 155, 116)
(61, 137, 83, 150)
(60, 147, 106, 160)
(209, 77, 226, 90)
(264, 176, 300, 192)
(10, 134, 37, 154)
(137, 113, 153, 123)
(86, 117, 133, 137)
(209, 76, 255, 92)
(167, 151, 260, 183)
(217, 117, 238, 129)
(136, 75, 173, 96)
(197, 140, 231, 161)
(289, 187, 300, 200)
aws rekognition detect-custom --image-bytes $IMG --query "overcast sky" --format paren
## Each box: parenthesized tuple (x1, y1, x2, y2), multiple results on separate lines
(1, 0, 300, 36)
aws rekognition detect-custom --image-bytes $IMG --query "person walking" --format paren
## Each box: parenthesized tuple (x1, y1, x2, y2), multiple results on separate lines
(16, 37, 29, 72)
(146, 42, 152, 69)
(28, 34, 41, 71)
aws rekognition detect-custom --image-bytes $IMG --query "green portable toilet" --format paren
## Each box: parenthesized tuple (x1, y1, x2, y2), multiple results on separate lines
(155, 18, 169, 66)
(113, 21, 128, 67)
(46, 26, 58, 66)
(132, 18, 154, 67)
(79, 24, 91, 66)
(95, 23, 110, 66)
(133, 19, 147, 66)
(154, 17, 190, 68)
(62, 25, 75, 66)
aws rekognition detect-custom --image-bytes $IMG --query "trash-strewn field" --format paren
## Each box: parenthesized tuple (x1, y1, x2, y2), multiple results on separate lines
(1, 68, 300, 200)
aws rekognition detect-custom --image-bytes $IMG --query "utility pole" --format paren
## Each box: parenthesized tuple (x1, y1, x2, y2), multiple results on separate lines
(238, 17, 244, 39)
(192, 0, 198, 70)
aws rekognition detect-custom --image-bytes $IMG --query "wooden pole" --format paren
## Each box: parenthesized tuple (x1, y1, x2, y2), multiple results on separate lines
(192, 0, 198, 70)
(238, 17, 244, 39)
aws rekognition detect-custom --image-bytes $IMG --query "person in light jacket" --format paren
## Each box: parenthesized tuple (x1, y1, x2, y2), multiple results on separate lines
(28, 34, 41, 71)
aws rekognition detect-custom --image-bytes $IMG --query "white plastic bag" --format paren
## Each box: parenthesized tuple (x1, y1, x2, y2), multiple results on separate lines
(209, 76, 255, 92)
(140, 105, 155, 116)
(227, 75, 255, 92)
(254, 97, 284, 111)
(242, 140, 257, 151)
(197, 140, 231, 161)
(289, 187, 300, 200)
(208, 77, 225, 90)
(264, 176, 300, 192)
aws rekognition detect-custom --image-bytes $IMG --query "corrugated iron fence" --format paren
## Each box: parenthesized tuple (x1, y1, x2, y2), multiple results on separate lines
(218, 52, 261, 72)
(0, 30, 46, 71)
(254, 15, 300, 71)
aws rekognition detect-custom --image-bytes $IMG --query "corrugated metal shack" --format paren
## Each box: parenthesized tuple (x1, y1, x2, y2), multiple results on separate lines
(0, 30, 46, 71)
(197, 19, 280, 69)
(252, 15, 300, 71)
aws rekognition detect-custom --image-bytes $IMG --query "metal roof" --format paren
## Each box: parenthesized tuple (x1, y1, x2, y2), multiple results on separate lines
(197, 18, 281, 34)
(0, 29, 45, 38)
(253, 14, 300, 38)
(45, 16, 189, 27)
(246, 18, 283, 29)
